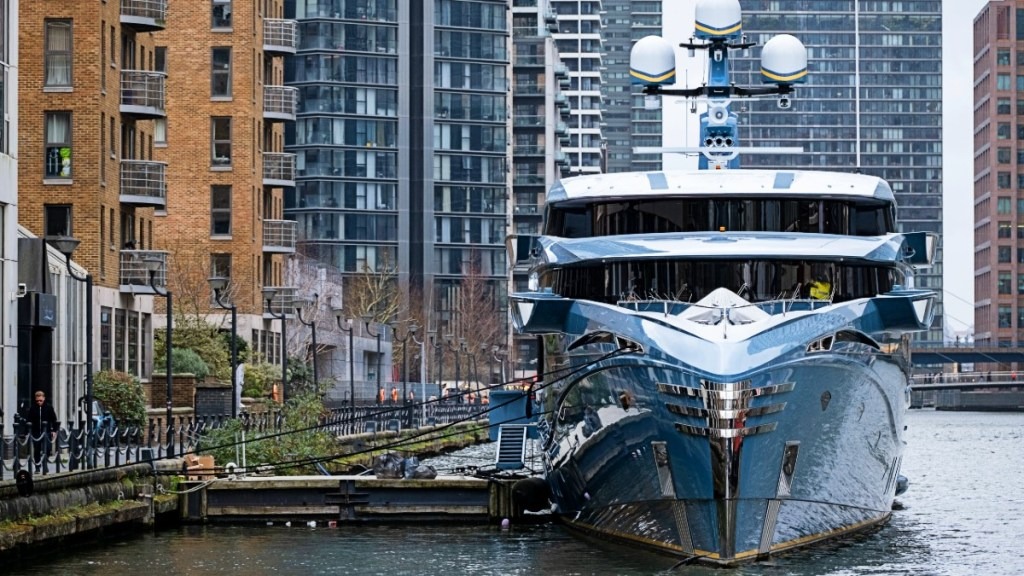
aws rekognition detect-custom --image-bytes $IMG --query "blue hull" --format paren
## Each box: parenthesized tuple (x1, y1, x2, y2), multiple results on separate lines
(538, 328, 908, 565)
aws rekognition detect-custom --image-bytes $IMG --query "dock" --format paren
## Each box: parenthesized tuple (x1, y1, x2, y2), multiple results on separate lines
(181, 473, 537, 524)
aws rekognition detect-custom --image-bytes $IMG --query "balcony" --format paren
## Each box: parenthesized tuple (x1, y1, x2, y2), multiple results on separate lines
(513, 83, 544, 96)
(264, 19, 298, 55)
(120, 70, 166, 118)
(513, 174, 546, 187)
(513, 144, 546, 157)
(263, 220, 297, 254)
(555, 151, 569, 166)
(263, 286, 297, 319)
(554, 63, 569, 79)
(120, 0, 167, 31)
(513, 203, 543, 216)
(263, 152, 296, 187)
(120, 160, 167, 208)
(555, 93, 570, 110)
(264, 86, 298, 122)
(555, 122, 569, 136)
(120, 250, 168, 294)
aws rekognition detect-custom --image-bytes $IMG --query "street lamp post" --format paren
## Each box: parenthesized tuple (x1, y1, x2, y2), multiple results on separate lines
(429, 330, 443, 399)
(263, 287, 288, 404)
(142, 255, 174, 457)
(412, 332, 426, 425)
(295, 293, 320, 395)
(448, 337, 464, 402)
(390, 323, 418, 406)
(363, 316, 382, 404)
(334, 312, 356, 410)
(208, 277, 238, 418)
(47, 236, 94, 467)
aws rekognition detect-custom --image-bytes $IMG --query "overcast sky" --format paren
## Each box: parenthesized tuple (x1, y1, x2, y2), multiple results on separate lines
(659, 1, 984, 340)
(943, 0, 987, 338)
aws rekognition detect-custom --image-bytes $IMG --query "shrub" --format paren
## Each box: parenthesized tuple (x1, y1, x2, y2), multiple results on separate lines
(155, 315, 229, 380)
(198, 392, 336, 475)
(242, 361, 281, 398)
(170, 348, 210, 380)
(93, 370, 148, 428)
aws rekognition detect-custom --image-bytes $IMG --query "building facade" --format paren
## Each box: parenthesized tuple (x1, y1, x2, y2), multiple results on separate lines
(509, 1, 571, 375)
(973, 2, 1024, 347)
(732, 0, 944, 344)
(550, 0, 605, 176)
(17, 1, 162, 395)
(602, 0, 662, 174)
(1, 0, 19, 433)
(151, 0, 298, 371)
(286, 0, 512, 368)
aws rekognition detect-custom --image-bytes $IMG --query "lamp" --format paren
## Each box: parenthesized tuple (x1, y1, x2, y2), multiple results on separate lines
(46, 236, 93, 467)
(333, 304, 356, 428)
(363, 316, 382, 404)
(263, 287, 288, 404)
(390, 323, 418, 409)
(295, 293, 320, 394)
(208, 276, 238, 418)
(142, 254, 174, 457)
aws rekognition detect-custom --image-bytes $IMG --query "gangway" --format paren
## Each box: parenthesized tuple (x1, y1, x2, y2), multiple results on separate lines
(494, 424, 530, 470)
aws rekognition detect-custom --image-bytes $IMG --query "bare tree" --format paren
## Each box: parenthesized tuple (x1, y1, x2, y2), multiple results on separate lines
(345, 251, 400, 323)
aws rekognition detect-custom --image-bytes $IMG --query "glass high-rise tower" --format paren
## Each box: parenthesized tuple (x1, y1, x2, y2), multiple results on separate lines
(732, 0, 944, 344)
(286, 1, 512, 341)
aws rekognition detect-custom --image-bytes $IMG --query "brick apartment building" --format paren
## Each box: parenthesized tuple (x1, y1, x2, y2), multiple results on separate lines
(18, 0, 164, 381)
(152, 0, 298, 366)
(17, 0, 300, 389)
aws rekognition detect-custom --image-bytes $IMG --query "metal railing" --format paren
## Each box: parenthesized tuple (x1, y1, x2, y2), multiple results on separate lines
(263, 220, 297, 253)
(120, 0, 167, 25)
(0, 404, 490, 480)
(120, 250, 168, 292)
(263, 19, 298, 53)
(264, 85, 299, 120)
(263, 286, 298, 317)
(263, 152, 296, 185)
(120, 70, 166, 114)
(120, 160, 167, 206)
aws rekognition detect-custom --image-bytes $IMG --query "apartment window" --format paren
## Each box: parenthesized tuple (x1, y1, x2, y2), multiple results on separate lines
(115, 309, 126, 371)
(212, 47, 232, 97)
(211, 185, 232, 235)
(999, 305, 1012, 328)
(100, 307, 112, 371)
(213, 0, 232, 28)
(998, 123, 1011, 139)
(998, 98, 1012, 115)
(154, 118, 167, 145)
(999, 271, 1012, 294)
(45, 112, 72, 178)
(44, 20, 72, 88)
(998, 74, 1011, 91)
(999, 221, 1013, 238)
(999, 197, 1013, 213)
(999, 48, 1012, 66)
(999, 246, 1011, 263)
(44, 205, 72, 237)
(126, 310, 139, 377)
(100, 23, 106, 90)
(999, 173, 1012, 189)
(211, 117, 232, 165)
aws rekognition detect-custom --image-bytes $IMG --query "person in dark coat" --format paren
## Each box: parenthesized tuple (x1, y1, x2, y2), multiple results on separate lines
(21, 390, 59, 467)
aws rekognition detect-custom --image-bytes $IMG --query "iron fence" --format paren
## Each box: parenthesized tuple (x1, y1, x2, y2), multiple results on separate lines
(1, 404, 488, 480)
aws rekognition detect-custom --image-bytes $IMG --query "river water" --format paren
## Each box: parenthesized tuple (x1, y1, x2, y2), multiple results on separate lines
(7, 410, 1024, 575)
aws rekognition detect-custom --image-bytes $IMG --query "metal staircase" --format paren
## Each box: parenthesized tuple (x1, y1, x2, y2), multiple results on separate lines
(495, 424, 529, 470)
